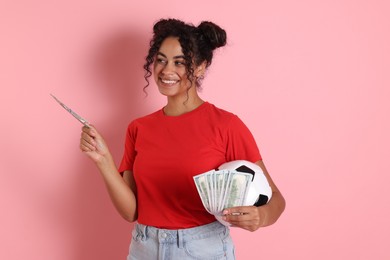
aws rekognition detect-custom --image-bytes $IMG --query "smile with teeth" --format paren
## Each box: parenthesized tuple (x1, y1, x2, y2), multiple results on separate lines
(161, 78, 179, 85)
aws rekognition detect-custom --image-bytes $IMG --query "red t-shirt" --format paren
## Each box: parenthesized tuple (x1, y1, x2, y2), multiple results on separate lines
(118, 102, 261, 229)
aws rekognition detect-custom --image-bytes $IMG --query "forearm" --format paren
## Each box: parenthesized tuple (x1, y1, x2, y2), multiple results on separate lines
(259, 189, 285, 227)
(96, 156, 137, 222)
(255, 160, 286, 227)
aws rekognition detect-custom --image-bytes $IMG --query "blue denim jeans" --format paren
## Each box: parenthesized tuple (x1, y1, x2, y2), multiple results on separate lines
(127, 221, 235, 260)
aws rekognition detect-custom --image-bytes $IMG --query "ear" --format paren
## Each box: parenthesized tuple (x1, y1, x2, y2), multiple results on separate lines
(195, 61, 207, 77)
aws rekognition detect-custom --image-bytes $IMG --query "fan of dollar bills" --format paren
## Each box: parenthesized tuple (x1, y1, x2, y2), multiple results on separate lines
(193, 169, 253, 217)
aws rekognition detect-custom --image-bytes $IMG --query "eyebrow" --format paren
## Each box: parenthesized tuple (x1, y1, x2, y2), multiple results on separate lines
(157, 52, 185, 59)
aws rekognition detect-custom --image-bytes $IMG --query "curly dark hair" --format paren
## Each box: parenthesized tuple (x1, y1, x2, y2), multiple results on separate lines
(143, 18, 227, 92)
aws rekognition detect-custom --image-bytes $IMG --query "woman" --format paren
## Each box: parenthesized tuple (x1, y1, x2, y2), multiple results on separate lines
(80, 18, 285, 260)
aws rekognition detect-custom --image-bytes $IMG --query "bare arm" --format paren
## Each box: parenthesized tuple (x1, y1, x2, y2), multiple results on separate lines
(222, 160, 286, 231)
(80, 126, 137, 222)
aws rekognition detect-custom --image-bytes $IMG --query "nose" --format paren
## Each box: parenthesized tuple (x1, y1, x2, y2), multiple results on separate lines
(161, 62, 175, 75)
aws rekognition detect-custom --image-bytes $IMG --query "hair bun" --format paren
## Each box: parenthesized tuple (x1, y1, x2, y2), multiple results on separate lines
(197, 21, 227, 50)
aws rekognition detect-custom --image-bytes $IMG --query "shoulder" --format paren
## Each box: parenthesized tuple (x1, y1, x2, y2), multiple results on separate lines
(126, 109, 161, 130)
(205, 102, 242, 127)
(206, 103, 254, 135)
(205, 102, 236, 120)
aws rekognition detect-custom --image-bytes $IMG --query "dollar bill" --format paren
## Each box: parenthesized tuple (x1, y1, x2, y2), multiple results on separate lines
(194, 171, 213, 213)
(224, 172, 252, 208)
(194, 169, 252, 215)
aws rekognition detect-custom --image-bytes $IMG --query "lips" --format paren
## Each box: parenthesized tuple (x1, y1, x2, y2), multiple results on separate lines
(160, 78, 179, 85)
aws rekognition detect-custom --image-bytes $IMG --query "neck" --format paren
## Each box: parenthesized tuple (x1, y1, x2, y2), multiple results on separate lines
(164, 92, 204, 116)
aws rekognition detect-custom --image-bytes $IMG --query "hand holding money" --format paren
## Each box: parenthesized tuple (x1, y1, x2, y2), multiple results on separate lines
(193, 169, 253, 226)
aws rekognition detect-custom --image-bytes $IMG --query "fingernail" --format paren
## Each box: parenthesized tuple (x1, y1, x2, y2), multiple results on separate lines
(223, 210, 228, 215)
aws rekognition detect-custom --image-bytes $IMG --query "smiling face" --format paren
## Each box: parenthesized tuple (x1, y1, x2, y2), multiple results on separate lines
(153, 37, 202, 99)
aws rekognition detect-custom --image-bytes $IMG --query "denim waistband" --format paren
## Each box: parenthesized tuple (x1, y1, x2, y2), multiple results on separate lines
(133, 221, 228, 249)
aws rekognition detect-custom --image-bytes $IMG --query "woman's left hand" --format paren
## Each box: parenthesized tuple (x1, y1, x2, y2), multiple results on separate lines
(222, 205, 268, 232)
(222, 160, 286, 232)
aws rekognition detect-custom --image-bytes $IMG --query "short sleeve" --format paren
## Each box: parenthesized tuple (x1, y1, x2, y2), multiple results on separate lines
(225, 115, 262, 163)
(118, 121, 138, 174)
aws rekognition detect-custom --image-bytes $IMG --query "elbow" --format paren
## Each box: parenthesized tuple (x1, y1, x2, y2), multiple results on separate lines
(279, 194, 286, 214)
(121, 211, 138, 223)
(275, 192, 286, 219)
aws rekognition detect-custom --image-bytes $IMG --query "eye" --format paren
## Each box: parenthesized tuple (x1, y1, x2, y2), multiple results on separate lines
(175, 60, 185, 66)
(156, 58, 167, 65)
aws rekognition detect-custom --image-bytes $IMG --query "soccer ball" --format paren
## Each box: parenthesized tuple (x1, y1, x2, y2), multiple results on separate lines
(218, 160, 272, 206)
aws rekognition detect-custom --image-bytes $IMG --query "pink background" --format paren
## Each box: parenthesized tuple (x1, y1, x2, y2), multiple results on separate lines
(1, 1, 389, 259)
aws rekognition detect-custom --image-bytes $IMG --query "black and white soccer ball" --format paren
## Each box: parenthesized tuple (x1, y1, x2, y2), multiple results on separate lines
(218, 160, 272, 206)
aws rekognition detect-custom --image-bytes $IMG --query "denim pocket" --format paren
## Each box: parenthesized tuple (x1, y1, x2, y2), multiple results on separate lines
(184, 229, 229, 260)
(129, 226, 149, 260)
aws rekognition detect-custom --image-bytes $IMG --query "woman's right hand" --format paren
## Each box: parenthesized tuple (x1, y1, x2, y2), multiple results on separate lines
(80, 125, 111, 164)
(80, 126, 138, 222)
